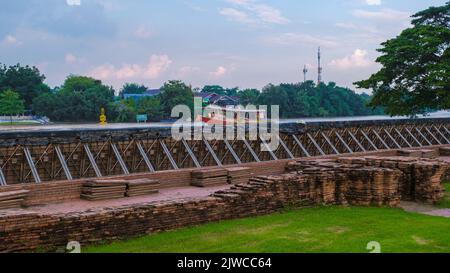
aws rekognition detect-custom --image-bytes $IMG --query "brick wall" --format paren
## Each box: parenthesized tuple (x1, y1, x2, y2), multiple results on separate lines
(0, 159, 292, 207)
(1, 155, 447, 253)
(0, 146, 444, 207)
(0, 148, 401, 207)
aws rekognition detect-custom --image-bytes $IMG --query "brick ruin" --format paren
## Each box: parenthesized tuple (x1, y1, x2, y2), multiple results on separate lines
(285, 156, 447, 205)
(0, 154, 449, 252)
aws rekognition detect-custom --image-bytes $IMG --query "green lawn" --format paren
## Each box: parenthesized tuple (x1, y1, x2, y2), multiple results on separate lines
(0, 122, 39, 126)
(437, 181, 450, 209)
(85, 206, 450, 253)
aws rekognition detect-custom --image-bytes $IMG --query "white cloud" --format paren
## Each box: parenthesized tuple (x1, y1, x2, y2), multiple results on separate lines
(265, 33, 338, 47)
(352, 9, 410, 21)
(250, 4, 289, 24)
(135, 26, 153, 39)
(219, 8, 252, 24)
(226, 0, 251, 5)
(210, 66, 227, 77)
(90, 55, 172, 80)
(90, 64, 115, 79)
(2, 35, 22, 46)
(221, 0, 289, 25)
(329, 49, 374, 69)
(116, 64, 142, 79)
(366, 0, 381, 5)
(66, 0, 81, 6)
(145, 55, 172, 79)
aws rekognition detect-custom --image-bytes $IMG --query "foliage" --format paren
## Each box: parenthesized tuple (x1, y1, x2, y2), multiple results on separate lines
(159, 80, 194, 119)
(119, 83, 149, 98)
(243, 81, 382, 118)
(115, 101, 137, 123)
(0, 64, 49, 109)
(201, 85, 239, 97)
(119, 96, 163, 122)
(355, 2, 450, 116)
(85, 206, 450, 253)
(0, 90, 25, 121)
(237, 89, 260, 106)
(201, 85, 226, 95)
(32, 75, 116, 122)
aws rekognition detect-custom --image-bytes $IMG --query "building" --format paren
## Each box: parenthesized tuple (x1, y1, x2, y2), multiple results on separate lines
(196, 92, 239, 107)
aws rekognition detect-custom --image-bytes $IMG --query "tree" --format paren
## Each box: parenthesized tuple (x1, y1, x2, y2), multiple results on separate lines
(355, 2, 450, 116)
(0, 90, 25, 124)
(225, 87, 239, 97)
(0, 64, 49, 109)
(136, 97, 163, 121)
(32, 92, 58, 118)
(115, 101, 136, 122)
(159, 80, 194, 119)
(237, 89, 260, 105)
(119, 83, 149, 98)
(201, 85, 226, 95)
(32, 75, 116, 122)
(257, 84, 289, 116)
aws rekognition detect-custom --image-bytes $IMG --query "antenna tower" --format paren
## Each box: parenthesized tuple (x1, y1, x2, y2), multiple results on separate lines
(302, 65, 308, 83)
(317, 47, 323, 85)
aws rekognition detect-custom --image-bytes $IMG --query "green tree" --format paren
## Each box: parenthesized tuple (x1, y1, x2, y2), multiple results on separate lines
(201, 85, 226, 95)
(115, 101, 136, 122)
(0, 90, 25, 124)
(225, 87, 239, 97)
(0, 64, 49, 109)
(355, 2, 450, 116)
(159, 80, 194, 119)
(32, 75, 116, 122)
(237, 89, 260, 105)
(257, 84, 289, 116)
(119, 83, 148, 98)
(136, 97, 163, 121)
(32, 92, 58, 118)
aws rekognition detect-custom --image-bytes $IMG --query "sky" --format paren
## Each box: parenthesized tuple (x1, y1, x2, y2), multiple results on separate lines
(0, 0, 446, 93)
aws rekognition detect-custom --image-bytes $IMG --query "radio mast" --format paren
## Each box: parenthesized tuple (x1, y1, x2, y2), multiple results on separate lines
(302, 65, 308, 83)
(317, 47, 323, 85)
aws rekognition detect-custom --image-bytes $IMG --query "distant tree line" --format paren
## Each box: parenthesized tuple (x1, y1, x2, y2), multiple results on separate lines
(0, 63, 382, 123)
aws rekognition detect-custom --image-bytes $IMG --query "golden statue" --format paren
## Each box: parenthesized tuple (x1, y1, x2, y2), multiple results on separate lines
(99, 108, 107, 125)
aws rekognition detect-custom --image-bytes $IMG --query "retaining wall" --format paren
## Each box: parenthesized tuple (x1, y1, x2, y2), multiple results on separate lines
(0, 155, 448, 253)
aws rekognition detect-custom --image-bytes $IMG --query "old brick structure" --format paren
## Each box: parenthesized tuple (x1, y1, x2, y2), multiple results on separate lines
(0, 155, 448, 253)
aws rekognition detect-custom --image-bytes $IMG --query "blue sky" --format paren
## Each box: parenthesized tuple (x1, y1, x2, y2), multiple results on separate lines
(0, 0, 446, 92)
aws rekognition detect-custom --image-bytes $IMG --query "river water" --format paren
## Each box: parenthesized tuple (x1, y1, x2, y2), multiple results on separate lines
(1, 111, 449, 132)
(281, 110, 450, 124)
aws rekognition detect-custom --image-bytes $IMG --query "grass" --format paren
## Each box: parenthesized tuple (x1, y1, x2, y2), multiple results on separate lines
(437, 181, 450, 209)
(85, 206, 450, 253)
(0, 122, 39, 126)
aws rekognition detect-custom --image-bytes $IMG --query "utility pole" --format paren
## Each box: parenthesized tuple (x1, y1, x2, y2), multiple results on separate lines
(302, 65, 308, 83)
(317, 47, 323, 85)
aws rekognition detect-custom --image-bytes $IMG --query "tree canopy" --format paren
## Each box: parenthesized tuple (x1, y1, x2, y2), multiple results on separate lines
(251, 81, 381, 118)
(119, 83, 149, 98)
(159, 80, 194, 118)
(0, 64, 49, 109)
(32, 75, 116, 122)
(355, 2, 450, 116)
(0, 90, 25, 122)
